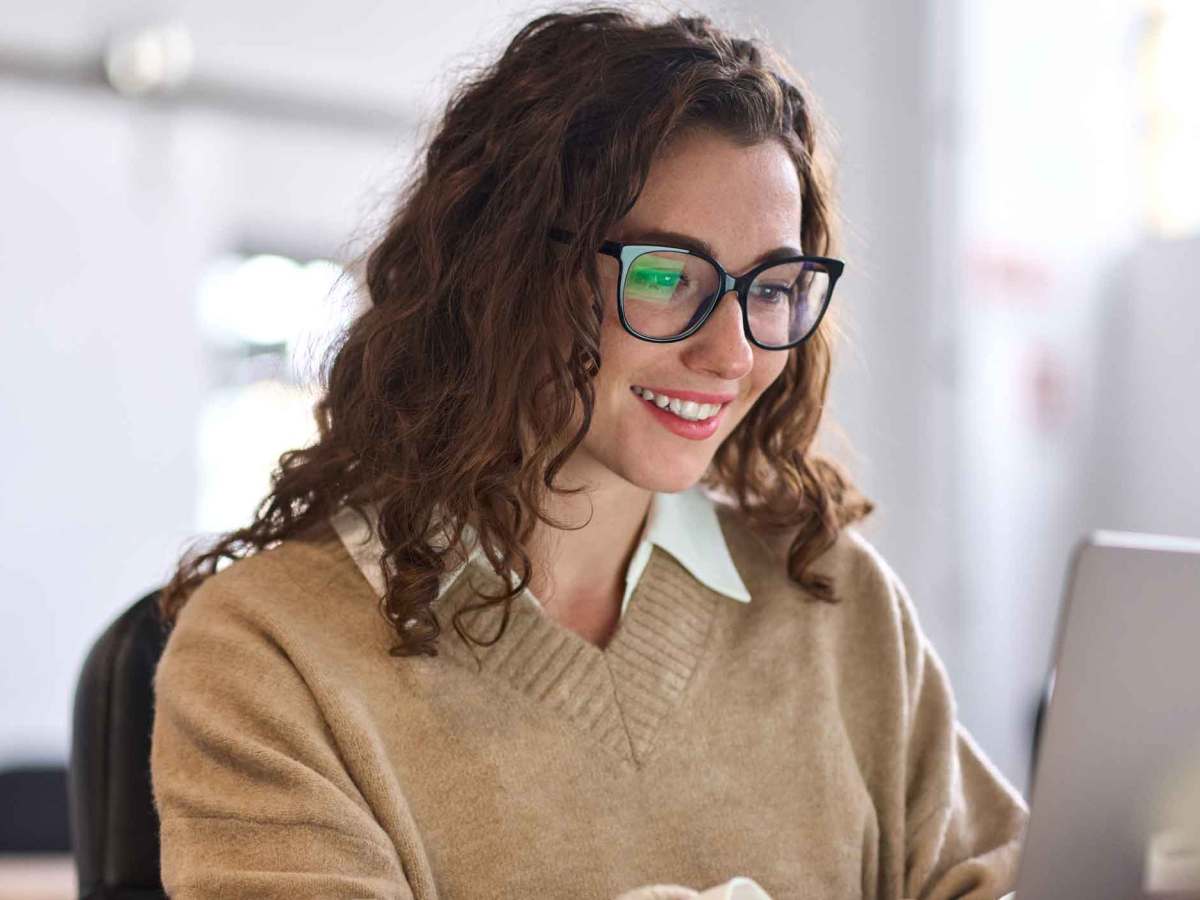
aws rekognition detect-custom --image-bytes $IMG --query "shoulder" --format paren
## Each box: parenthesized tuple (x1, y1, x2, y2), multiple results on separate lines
(714, 502, 918, 641)
(715, 500, 905, 601)
(820, 526, 910, 609)
(164, 519, 385, 664)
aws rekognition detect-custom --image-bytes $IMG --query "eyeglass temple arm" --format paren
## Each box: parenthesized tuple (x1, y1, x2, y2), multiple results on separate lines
(549, 227, 622, 258)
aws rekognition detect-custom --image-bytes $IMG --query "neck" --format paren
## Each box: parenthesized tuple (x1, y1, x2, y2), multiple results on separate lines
(523, 464, 653, 618)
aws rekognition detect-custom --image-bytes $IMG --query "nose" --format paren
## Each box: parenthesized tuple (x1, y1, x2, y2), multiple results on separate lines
(681, 289, 754, 379)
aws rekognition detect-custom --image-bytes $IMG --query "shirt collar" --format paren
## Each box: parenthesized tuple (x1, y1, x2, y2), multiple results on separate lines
(619, 483, 752, 613)
(330, 484, 752, 612)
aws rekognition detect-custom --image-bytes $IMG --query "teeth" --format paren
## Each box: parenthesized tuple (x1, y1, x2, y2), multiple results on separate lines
(632, 386, 722, 421)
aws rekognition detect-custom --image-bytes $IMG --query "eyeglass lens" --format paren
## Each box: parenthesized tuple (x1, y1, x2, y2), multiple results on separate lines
(622, 251, 830, 347)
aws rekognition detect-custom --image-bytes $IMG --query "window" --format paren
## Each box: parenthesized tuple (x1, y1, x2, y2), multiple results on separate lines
(1138, 0, 1200, 237)
(195, 252, 362, 533)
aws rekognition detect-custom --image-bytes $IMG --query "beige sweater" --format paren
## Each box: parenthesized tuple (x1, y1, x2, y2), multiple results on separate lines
(150, 503, 1029, 899)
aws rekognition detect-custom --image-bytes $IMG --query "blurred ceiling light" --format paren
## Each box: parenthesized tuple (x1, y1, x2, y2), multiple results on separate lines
(103, 23, 194, 96)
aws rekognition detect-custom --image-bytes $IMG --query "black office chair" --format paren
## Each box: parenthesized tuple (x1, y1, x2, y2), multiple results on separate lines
(68, 589, 170, 900)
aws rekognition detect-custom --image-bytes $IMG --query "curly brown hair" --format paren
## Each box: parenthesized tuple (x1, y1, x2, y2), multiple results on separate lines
(158, 5, 874, 657)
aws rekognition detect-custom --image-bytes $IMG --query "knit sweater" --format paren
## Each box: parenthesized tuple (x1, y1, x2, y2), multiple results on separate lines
(150, 497, 1029, 899)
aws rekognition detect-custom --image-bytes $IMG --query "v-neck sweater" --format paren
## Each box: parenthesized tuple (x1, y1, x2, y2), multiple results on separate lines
(150, 505, 1029, 899)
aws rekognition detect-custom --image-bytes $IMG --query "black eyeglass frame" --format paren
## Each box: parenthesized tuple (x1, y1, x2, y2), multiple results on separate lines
(549, 227, 844, 350)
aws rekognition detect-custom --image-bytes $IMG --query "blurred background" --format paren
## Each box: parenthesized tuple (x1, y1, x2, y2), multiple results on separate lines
(1, 0, 1198, 893)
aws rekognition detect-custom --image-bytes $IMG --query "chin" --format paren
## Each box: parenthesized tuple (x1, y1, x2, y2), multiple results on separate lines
(624, 461, 707, 494)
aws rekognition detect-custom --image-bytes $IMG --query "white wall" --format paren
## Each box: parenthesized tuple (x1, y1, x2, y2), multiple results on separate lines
(0, 78, 405, 766)
(954, 0, 1158, 794)
(1089, 235, 1200, 538)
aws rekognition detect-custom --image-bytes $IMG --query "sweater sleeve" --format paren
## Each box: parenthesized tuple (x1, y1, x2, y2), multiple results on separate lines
(892, 573, 1030, 900)
(149, 577, 412, 899)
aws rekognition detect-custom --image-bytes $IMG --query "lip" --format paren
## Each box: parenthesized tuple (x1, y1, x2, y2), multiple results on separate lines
(632, 388, 729, 441)
(630, 385, 737, 405)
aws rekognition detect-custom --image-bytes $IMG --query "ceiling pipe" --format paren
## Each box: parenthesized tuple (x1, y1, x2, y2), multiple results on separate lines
(0, 25, 415, 137)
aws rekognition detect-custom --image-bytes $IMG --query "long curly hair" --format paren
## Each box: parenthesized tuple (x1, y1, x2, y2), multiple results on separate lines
(159, 5, 874, 657)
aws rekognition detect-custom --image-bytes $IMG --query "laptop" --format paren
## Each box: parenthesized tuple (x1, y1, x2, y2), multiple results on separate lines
(1014, 530, 1200, 899)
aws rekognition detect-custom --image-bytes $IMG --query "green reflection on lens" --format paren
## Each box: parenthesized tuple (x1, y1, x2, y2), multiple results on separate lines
(626, 254, 687, 304)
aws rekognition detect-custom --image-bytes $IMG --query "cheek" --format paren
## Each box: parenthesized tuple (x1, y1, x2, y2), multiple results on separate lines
(593, 321, 646, 400)
(750, 351, 790, 398)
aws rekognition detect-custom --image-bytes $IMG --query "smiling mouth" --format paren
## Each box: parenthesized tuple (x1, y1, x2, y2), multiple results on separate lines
(630, 385, 727, 422)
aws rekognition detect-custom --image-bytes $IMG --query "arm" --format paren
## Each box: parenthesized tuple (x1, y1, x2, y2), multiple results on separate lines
(893, 575, 1029, 900)
(150, 577, 412, 899)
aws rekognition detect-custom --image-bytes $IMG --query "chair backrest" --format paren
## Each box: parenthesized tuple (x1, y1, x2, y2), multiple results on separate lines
(68, 590, 169, 900)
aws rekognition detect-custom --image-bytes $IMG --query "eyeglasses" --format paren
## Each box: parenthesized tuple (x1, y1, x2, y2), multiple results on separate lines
(549, 227, 843, 350)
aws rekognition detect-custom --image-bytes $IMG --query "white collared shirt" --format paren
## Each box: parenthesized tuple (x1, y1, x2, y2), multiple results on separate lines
(330, 483, 752, 616)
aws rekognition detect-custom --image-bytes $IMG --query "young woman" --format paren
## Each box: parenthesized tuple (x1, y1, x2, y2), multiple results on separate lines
(150, 8, 1028, 899)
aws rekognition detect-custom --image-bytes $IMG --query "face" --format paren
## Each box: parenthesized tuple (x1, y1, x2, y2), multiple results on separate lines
(569, 127, 803, 494)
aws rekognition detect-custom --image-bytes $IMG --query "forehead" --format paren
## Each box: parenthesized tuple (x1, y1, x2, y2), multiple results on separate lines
(617, 129, 804, 265)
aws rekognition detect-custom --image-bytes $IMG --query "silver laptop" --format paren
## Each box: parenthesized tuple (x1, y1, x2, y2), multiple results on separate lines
(1014, 530, 1200, 899)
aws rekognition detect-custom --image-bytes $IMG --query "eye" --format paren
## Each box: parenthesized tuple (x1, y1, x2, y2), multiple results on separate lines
(751, 283, 790, 303)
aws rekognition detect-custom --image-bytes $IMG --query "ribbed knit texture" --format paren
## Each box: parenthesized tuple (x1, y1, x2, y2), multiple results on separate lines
(150, 506, 1029, 899)
(434, 544, 720, 766)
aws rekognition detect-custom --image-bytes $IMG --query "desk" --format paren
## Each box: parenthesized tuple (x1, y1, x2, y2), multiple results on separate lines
(0, 854, 75, 900)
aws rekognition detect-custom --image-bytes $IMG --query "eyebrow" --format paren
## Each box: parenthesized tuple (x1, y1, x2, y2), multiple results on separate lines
(624, 228, 805, 270)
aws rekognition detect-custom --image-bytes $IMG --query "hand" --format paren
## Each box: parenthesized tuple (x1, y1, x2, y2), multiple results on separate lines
(613, 885, 700, 900)
(614, 876, 773, 900)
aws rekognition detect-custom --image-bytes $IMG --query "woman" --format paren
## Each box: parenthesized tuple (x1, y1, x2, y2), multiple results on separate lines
(150, 7, 1028, 899)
